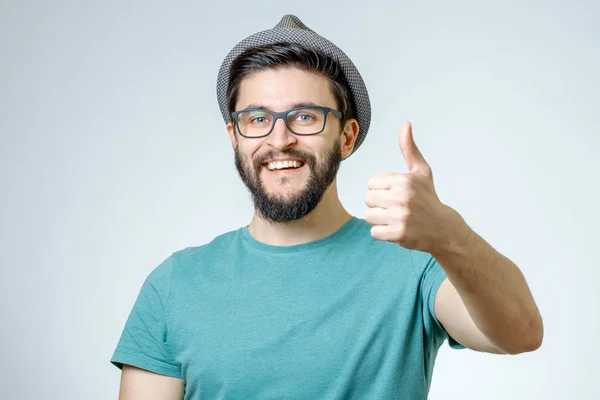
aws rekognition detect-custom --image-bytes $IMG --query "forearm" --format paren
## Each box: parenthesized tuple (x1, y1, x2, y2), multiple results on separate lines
(431, 206, 544, 354)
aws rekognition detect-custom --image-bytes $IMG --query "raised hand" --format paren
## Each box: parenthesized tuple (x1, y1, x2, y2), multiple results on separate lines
(364, 121, 457, 253)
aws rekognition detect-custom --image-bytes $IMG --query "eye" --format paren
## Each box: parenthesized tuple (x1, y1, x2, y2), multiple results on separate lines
(247, 112, 270, 124)
(290, 112, 317, 123)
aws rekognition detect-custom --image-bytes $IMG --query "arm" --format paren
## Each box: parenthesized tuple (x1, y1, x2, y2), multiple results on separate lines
(435, 278, 504, 353)
(119, 365, 184, 400)
(432, 206, 544, 355)
(364, 121, 543, 355)
(111, 257, 184, 398)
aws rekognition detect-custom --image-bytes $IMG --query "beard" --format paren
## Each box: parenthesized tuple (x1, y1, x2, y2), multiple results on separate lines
(234, 136, 343, 223)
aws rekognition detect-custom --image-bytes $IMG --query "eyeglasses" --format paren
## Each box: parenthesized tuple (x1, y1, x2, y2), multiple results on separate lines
(231, 106, 343, 138)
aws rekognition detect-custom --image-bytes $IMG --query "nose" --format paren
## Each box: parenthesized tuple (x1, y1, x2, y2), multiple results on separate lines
(266, 117, 297, 150)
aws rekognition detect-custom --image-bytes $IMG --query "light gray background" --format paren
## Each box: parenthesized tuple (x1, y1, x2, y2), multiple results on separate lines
(1, 0, 598, 399)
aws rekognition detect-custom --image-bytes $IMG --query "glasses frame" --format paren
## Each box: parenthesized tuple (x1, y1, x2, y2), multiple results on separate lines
(231, 105, 344, 138)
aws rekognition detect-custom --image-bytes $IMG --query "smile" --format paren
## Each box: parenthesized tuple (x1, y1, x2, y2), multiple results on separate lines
(265, 159, 305, 171)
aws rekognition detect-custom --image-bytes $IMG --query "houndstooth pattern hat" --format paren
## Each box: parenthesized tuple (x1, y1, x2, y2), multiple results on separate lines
(216, 14, 371, 156)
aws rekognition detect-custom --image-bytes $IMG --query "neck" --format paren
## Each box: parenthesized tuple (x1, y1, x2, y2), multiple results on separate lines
(247, 180, 352, 246)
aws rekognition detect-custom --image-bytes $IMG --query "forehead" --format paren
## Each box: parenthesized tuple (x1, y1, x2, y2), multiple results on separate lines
(236, 67, 336, 111)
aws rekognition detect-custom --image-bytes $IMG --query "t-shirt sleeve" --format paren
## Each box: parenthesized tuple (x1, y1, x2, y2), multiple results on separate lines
(110, 254, 182, 378)
(410, 249, 465, 350)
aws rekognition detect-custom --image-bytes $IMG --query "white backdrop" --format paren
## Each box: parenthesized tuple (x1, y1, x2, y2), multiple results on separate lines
(1, 1, 599, 399)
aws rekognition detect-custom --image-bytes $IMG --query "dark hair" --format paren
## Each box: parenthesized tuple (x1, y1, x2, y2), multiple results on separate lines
(226, 42, 356, 128)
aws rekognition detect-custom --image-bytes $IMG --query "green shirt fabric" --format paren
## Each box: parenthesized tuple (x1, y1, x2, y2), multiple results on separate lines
(111, 216, 463, 399)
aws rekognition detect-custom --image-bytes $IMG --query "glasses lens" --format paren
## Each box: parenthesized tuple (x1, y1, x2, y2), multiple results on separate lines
(286, 108, 326, 134)
(236, 108, 327, 137)
(236, 110, 273, 137)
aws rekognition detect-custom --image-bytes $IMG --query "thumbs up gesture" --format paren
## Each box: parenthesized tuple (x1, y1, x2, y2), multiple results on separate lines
(365, 122, 458, 253)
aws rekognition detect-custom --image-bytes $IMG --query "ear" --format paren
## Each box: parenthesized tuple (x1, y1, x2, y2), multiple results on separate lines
(226, 122, 237, 150)
(340, 118, 360, 159)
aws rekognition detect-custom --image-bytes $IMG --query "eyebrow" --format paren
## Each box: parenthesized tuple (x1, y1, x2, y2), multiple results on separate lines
(241, 101, 319, 111)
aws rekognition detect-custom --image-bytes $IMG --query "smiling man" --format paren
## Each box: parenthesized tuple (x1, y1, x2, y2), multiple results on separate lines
(111, 15, 543, 400)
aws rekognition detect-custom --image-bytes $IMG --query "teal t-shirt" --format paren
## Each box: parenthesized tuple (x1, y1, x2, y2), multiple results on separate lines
(111, 217, 463, 399)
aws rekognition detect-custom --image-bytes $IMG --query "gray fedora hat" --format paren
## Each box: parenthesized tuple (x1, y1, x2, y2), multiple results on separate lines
(216, 14, 371, 156)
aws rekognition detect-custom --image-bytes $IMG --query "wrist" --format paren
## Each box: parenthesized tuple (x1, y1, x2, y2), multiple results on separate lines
(431, 205, 475, 259)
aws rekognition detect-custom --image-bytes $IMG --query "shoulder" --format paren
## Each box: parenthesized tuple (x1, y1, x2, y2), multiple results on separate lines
(351, 217, 437, 277)
(349, 217, 418, 269)
(141, 254, 176, 294)
(408, 249, 438, 276)
(167, 227, 244, 271)
(140, 228, 244, 299)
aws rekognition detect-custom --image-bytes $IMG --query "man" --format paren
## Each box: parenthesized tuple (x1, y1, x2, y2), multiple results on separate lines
(111, 14, 543, 399)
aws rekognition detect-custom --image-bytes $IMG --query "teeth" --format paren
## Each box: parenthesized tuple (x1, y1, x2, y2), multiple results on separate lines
(267, 160, 303, 171)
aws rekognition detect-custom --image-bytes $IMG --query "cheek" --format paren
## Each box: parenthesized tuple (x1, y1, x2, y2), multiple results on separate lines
(238, 140, 263, 161)
(303, 136, 332, 155)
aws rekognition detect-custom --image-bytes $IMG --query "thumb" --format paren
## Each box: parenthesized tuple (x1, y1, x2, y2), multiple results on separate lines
(398, 121, 432, 176)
